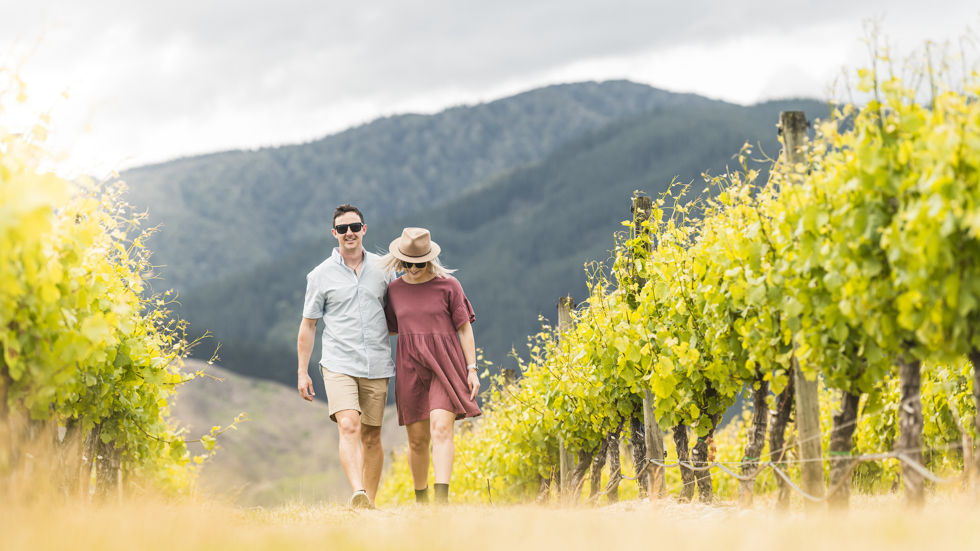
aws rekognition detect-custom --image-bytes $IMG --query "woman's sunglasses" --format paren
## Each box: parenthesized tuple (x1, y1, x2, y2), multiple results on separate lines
(334, 223, 364, 234)
(402, 261, 427, 269)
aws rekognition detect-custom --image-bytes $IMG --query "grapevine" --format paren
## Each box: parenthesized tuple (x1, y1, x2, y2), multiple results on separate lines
(0, 70, 243, 498)
(380, 50, 980, 506)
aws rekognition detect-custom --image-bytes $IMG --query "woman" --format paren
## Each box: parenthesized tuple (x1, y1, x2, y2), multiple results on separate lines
(382, 227, 481, 504)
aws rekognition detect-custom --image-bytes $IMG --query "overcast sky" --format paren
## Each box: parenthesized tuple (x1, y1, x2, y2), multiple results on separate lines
(1, 1, 977, 176)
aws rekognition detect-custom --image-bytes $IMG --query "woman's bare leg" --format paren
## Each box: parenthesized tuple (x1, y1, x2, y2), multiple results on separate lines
(406, 420, 431, 490)
(429, 409, 456, 484)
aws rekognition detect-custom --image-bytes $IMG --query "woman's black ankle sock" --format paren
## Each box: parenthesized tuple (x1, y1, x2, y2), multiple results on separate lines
(434, 483, 449, 504)
(415, 487, 429, 503)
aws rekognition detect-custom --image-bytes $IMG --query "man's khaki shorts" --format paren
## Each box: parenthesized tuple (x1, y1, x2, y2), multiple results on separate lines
(320, 367, 389, 426)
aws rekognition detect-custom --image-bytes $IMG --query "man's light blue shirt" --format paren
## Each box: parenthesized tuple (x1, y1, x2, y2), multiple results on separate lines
(303, 248, 394, 379)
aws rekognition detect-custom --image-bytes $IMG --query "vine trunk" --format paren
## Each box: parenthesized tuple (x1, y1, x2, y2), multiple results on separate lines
(629, 411, 649, 497)
(739, 374, 769, 507)
(589, 437, 609, 502)
(568, 449, 593, 505)
(672, 425, 695, 501)
(606, 426, 622, 502)
(768, 374, 795, 510)
(828, 390, 861, 509)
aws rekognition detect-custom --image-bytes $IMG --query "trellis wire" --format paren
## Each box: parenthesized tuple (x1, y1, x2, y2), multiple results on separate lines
(599, 447, 968, 503)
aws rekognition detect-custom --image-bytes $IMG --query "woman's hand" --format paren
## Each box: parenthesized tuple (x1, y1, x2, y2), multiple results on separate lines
(467, 368, 480, 400)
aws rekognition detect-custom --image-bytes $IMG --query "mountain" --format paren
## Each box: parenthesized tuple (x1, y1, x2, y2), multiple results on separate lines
(121, 81, 714, 291)
(175, 97, 829, 387)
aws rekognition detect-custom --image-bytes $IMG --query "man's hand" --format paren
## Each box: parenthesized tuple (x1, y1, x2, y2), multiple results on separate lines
(299, 371, 315, 402)
(297, 317, 318, 402)
(467, 369, 480, 400)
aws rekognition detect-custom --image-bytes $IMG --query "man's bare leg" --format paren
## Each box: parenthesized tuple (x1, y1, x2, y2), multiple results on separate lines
(335, 410, 365, 493)
(361, 424, 383, 505)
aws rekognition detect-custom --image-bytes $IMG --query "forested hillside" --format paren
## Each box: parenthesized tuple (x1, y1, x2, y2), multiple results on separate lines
(176, 97, 828, 387)
(122, 81, 712, 290)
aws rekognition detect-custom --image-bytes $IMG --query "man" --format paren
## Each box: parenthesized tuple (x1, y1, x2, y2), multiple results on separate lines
(298, 204, 393, 508)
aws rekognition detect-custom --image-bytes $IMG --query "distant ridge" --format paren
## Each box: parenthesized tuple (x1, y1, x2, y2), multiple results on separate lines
(121, 80, 715, 291)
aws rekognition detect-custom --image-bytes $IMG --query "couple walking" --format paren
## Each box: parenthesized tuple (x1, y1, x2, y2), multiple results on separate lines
(297, 204, 481, 508)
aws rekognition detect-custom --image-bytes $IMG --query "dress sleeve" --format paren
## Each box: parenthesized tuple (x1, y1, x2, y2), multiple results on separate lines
(384, 290, 398, 334)
(449, 278, 476, 330)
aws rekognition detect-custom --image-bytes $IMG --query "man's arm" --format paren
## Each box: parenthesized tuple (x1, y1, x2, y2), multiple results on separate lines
(298, 317, 318, 402)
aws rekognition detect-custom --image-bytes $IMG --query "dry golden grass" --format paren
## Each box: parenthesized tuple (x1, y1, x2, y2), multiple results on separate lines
(169, 361, 408, 507)
(4, 493, 980, 551)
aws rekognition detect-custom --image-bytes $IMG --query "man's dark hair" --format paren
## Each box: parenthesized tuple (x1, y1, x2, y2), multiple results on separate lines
(333, 204, 364, 226)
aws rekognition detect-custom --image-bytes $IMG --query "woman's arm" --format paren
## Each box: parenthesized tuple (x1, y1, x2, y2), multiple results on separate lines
(456, 321, 479, 399)
(456, 321, 476, 365)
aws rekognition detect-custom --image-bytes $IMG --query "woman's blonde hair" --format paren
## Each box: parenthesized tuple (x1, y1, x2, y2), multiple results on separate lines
(378, 253, 456, 278)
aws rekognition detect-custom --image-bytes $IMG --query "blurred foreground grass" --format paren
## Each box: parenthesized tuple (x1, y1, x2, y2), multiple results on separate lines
(4, 493, 980, 551)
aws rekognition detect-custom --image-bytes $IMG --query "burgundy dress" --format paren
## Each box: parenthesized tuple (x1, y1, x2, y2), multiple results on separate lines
(384, 275, 482, 426)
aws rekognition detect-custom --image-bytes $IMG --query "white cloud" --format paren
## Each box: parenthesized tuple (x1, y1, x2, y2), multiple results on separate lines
(1, 0, 977, 177)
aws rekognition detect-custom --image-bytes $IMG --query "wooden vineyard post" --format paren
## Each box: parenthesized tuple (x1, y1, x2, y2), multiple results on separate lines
(780, 111, 825, 510)
(642, 394, 665, 497)
(118, 463, 124, 507)
(963, 432, 974, 490)
(897, 355, 925, 508)
(969, 348, 980, 497)
(632, 195, 666, 497)
(557, 296, 577, 501)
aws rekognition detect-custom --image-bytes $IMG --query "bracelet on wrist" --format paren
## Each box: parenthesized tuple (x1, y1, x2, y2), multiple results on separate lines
(466, 363, 477, 371)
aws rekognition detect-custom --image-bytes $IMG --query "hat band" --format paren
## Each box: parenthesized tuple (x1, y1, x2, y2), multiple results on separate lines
(399, 246, 431, 259)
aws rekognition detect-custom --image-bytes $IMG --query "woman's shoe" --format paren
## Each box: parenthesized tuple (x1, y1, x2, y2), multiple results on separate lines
(434, 483, 449, 504)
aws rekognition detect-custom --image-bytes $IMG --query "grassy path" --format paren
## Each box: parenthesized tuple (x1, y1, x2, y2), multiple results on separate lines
(5, 494, 979, 550)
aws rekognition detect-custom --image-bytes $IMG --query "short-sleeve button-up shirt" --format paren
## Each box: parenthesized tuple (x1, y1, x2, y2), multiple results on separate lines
(302, 248, 394, 379)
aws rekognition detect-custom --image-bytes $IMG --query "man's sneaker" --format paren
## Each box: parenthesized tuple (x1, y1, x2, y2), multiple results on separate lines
(349, 490, 370, 509)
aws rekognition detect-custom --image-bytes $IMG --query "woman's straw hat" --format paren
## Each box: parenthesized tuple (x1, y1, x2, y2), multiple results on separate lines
(389, 227, 441, 263)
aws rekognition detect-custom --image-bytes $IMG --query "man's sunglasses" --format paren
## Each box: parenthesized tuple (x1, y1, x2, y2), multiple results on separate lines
(402, 261, 427, 269)
(334, 223, 364, 234)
